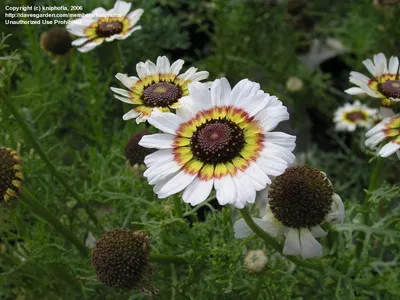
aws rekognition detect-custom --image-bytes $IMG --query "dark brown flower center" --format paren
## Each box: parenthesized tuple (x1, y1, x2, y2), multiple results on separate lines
(378, 80, 400, 99)
(269, 165, 333, 228)
(96, 21, 123, 37)
(345, 111, 366, 122)
(40, 27, 72, 55)
(142, 82, 182, 107)
(191, 119, 245, 164)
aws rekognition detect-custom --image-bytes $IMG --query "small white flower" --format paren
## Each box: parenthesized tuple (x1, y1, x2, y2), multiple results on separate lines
(285, 76, 303, 92)
(111, 56, 209, 123)
(66, 1, 143, 52)
(345, 53, 400, 116)
(365, 113, 400, 159)
(138, 78, 296, 208)
(333, 100, 378, 132)
(234, 165, 344, 259)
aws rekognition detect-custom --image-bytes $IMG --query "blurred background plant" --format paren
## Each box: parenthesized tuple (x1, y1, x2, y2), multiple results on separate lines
(1, 0, 399, 299)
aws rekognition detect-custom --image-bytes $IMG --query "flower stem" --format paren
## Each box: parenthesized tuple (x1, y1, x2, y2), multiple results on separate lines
(173, 197, 183, 218)
(0, 90, 99, 226)
(19, 187, 89, 257)
(239, 206, 320, 271)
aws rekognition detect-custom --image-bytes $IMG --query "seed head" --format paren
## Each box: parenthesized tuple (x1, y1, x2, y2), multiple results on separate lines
(40, 27, 72, 56)
(92, 228, 156, 294)
(125, 131, 155, 167)
(0, 147, 23, 203)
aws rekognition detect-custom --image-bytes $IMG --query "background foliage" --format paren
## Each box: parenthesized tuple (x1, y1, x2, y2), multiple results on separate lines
(1, 0, 400, 299)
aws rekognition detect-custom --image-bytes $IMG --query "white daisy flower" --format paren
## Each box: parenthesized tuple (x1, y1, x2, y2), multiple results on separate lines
(234, 165, 344, 259)
(345, 53, 400, 117)
(111, 56, 209, 123)
(333, 100, 378, 132)
(138, 78, 296, 208)
(66, 1, 144, 53)
(365, 113, 400, 159)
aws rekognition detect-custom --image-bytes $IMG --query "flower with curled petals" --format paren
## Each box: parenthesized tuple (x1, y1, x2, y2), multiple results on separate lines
(345, 53, 399, 117)
(66, 1, 143, 53)
(138, 78, 296, 208)
(365, 113, 400, 160)
(111, 56, 209, 123)
(234, 165, 344, 259)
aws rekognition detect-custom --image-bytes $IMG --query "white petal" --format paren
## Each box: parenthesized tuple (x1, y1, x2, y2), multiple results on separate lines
(244, 92, 270, 118)
(182, 177, 214, 206)
(263, 132, 296, 151)
(388, 56, 399, 74)
(244, 163, 271, 190)
(116, 26, 141, 40)
(144, 161, 182, 185)
(210, 78, 231, 107)
(115, 73, 139, 90)
(122, 109, 139, 120)
(136, 62, 151, 79)
(283, 228, 302, 256)
(230, 79, 250, 106)
(71, 37, 89, 46)
(138, 133, 175, 149)
(114, 94, 132, 104)
(233, 218, 270, 239)
(255, 106, 289, 132)
(186, 71, 209, 82)
(144, 149, 173, 166)
(214, 175, 236, 205)
(91, 7, 107, 15)
(113, 0, 132, 16)
(127, 8, 144, 26)
(66, 23, 87, 37)
(156, 56, 171, 74)
(110, 87, 130, 97)
(362, 58, 378, 77)
(310, 225, 327, 238)
(232, 172, 256, 208)
(384, 108, 396, 119)
(177, 67, 197, 81)
(169, 59, 185, 75)
(78, 39, 103, 52)
(147, 110, 183, 135)
(379, 142, 400, 157)
(299, 228, 323, 259)
(344, 87, 366, 95)
(325, 193, 345, 224)
(157, 171, 197, 199)
(187, 82, 213, 111)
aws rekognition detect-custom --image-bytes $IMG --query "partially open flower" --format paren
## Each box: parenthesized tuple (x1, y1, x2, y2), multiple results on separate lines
(67, 1, 143, 52)
(345, 53, 400, 117)
(125, 131, 155, 167)
(234, 165, 344, 259)
(92, 228, 156, 294)
(285, 76, 303, 92)
(333, 100, 378, 132)
(40, 27, 72, 56)
(111, 56, 209, 123)
(365, 113, 400, 159)
(0, 147, 23, 203)
(244, 250, 268, 274)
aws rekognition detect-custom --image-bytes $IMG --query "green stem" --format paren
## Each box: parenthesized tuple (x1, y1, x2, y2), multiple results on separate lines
(240, 207, 321, 271)
(19, 187, 89, 257)
(150, 253, 187, 265)
(0, 90, 98, 226)
(173, 197, 183, 218)
(357, 158, 383, 257)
